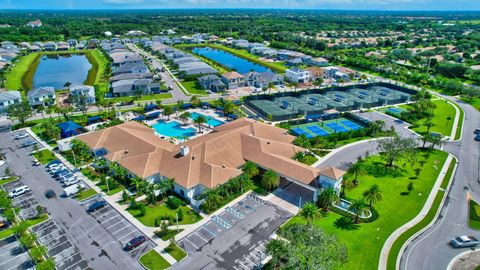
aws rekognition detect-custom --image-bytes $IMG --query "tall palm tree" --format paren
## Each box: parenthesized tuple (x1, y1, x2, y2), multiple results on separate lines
(317, 188, 339, 211)
(242, 161, 260, 179)
(349, 198, 368, 224)
(64, 81, 72, 91)
(163, 106, 174, 120)
(179, 112, 191, 125)
(193, 115, 207, 132)
(267, 82, 275, 94)
(362, 184, 382, 208)
(260, 169, 279, 191)
(299, 202, 320, 224)
(347, 162, 367, 184)
(423, 119, 435, 133)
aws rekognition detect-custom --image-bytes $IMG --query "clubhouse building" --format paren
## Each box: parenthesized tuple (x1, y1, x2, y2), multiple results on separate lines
(77, 118, 345, 206)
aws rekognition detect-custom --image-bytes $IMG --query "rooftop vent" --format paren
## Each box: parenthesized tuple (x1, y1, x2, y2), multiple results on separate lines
(180, 145, 190, 156)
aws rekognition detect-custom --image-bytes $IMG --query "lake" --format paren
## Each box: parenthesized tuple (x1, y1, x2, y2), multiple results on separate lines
(32, 54, 92, 89)
(192, 47, 273, 74)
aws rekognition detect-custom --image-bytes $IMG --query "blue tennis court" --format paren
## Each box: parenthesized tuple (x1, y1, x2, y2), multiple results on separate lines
(292, 128, 313, 138)
(386, 107, 405, 114)
(340, 120, 362, 130)
(326, 122, 348, 133)
(306, 125, 329, 136)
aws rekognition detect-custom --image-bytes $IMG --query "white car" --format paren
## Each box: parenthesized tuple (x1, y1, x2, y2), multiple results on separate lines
(63, 178, 79, 187)
(8, 185, 30, 198)
(14, 133, 28, 140)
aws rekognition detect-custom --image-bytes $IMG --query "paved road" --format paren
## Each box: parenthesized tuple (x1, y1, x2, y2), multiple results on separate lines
(399, 97, 480, 270)
(0, 131, 143, 270)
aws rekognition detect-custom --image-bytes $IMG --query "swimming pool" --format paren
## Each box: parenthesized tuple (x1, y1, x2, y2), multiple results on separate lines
(189, 112, 225, 127)
(152, 120, 196, 138)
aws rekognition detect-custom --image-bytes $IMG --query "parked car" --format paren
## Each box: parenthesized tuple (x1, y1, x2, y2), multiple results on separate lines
(63, 178, 79, 187)
(63, 183, 85, 197)
(450, 236, 480, 248)
(124, 236, 147, 251)
(47, 163, 65, 171)
(14, 133, 28, 140)
(46, 160, 61, 167)
(475, 134, 480, 142)
(55, 170, 71, 178)
(58, 173, 75, 181)
(21, 140, 37, 148)
(32, 160, 41, 166)
(86, 201, 107, 213)
(0, 219, 11, 230)
(474, 128, 480, 134)
(44, 189, 56, 199)
(8, 185, 30, 198)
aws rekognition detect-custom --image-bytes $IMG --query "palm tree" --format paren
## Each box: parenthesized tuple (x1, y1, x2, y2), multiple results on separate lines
(445, 116, 452, 127)
(179, 112, 191, 125)
(347, 162, 367, 185)
(260, 169, 279, 191)
(163, 106, 174, 120)
(193, 115, 207, 132)
(267, 82, 275, 94)
(64, 81, 72, 91)
(299, 202, 320, 224)
(242, 161, 260, 179)
(362, 184, 382, 208)
(317, 188, 339, 211)
(423, 119, 435, 133)
(349, 198, 368, 224)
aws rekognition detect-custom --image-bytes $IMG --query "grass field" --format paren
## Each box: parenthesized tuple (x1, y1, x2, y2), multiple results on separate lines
(386, 158, 456, 270)
(469, 200, 480, 230)
(128, 203, 202, 227)
(165, 244, 187, 261)
(399, 99, 456, 137)
(139, 250, 171, 270)
(106, 93, 173, 103)
(4, 53, 39, 91)
(75, 188, 97, 201)
(286, 149, 448, 270)
(181, 81, 208, 95)
(85, 50, 110, 99)
(0, 176, 19, 186)
(32, 149, 56, 165)
(462, 97, 480, 112)
(178, 43, 287, 73)
(452, 101, 464, 140)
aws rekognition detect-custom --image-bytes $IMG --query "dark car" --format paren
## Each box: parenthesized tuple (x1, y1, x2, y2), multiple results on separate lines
(44, 189, 56, 199)
(476, 134, 480, 142)
(124, 236, 147, 251)
(86, 201, 107, 213)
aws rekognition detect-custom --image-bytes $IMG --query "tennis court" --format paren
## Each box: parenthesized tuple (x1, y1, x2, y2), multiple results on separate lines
(291, 117, 366, 137)
(385, 107, 407, 117)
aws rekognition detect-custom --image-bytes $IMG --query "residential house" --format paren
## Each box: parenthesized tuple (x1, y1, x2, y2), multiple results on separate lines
(285, 68, 310, 83)
(306, 67, 325, 81)
(323, 66, 339, 79)
(318, 167, 345, 194)
(27, 87, 55, 107)
(67, 39, 78, 47)
(197, 75, 226, 92)
(310, 57, 329, 66)
(178, 62, 217, 77)
(285, 58, 303, 66)
(261, 72, 284, 86)
(221, 72, 245, 89)
(243, 72, 267, 88)
(57, 42, 69, 51)
(110, 72, 153, 83)
(43, 42, 57, 51)
(27, 20, 42, 28)
(0, 91, 21, 112)
(70, 85, 96, 105)
(112, 63, 148, 76)
(111, 79, 161, 97)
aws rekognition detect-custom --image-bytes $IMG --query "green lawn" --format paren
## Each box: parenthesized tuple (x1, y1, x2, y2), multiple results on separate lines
(0, 176, 19, 186)
(296, 154, 318, 165)
(463, 97, 480, 112)
(469, 200, 480, 230)
(165, 244, 187, 261)
(32, 149, 56, 165)
(399, 99, 457, 137)
(4, 53, 39, 91)
(177, 43, 287, 73)
(0, 214, 49, 240)
(286, 149, 448, 270)
(158, 229, 183, 241)
(96, 183, 124, 196)
(139, 250, 171, 270)
(85, 49, 110, 99)
(181, 81, 208, 95)
(75, 188, 97, 201)
(30, 124, 57, 147)
(128, 203, 202, 227)
(452, 101, 465, 140)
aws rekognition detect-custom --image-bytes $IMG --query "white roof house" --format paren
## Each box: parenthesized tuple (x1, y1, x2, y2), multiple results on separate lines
(27, 87, 55, 107)
(70, 85, 96, 105)
(0, 91, 22, 112)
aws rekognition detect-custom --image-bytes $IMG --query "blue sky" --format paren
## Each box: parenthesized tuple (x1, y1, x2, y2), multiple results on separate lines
(0, 0, 478, 10)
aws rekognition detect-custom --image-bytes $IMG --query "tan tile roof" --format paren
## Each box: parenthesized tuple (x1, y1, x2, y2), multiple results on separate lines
(222, 71, 243, 80)
(319, 166, 346, 180)
(77, 118, 323, 190)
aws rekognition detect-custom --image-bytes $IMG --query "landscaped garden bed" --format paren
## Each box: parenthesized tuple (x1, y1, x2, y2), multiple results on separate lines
(139, 250, 171, 270)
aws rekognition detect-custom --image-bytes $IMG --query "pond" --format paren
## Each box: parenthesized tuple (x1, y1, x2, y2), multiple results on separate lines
(32, 54, 92, 90)
(192, 47, 273, 74)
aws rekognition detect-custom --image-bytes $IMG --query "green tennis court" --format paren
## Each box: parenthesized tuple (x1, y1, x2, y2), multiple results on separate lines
(291, 118, 366, 137)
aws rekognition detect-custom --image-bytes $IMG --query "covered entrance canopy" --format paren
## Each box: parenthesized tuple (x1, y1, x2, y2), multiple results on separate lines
(272, 176, 318, 208)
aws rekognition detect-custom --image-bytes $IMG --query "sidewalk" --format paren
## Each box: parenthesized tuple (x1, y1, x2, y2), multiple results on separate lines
(378, 154, 454, 270)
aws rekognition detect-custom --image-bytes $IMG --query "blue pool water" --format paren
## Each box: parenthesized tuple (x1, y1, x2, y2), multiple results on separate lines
(189, 112, 225, 127)
(152, 121, 196, 138)
(192, 47, 273, 74)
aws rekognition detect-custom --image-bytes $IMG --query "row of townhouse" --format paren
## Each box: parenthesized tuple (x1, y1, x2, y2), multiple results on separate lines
(148, 42, 218, 77)
(103, 42, 162, 97)
(285, 66, 356, 84)
(0, 85, 95, 113)
(0, 43, 19, 72)
(197, 71, 284, 92)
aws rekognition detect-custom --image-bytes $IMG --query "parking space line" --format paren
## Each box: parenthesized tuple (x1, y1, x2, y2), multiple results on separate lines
(0, 252, 28, 267)
(201, 225, 217, 237)
(0, 242, 22, 256)
(183, 237, 199, 250)
(99, 213, 120, 224)
(38, 228, 62, 242)
(63, 257, 86, 270)
(55, 247, 77, 263)
(238, 261, 249, 269)
(104, 218, 125, 230)
(118, 230, 138, 242)
(244, 256, 256, 265)
(45, 238, 70, 251)
(192, 231, 208, 243)
(109, 223, 130, 235)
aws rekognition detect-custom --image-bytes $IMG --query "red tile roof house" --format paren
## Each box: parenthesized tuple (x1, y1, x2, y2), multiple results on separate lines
(77, 118, 345, 207)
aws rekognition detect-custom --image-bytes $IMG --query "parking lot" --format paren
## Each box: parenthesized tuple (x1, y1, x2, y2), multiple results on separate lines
(31, 219, 89, 270)
(2, 179, 42, 220)
(0, 235, 34, 270)
(81, 196, 155, 259)
(175, 194, 292, 270)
